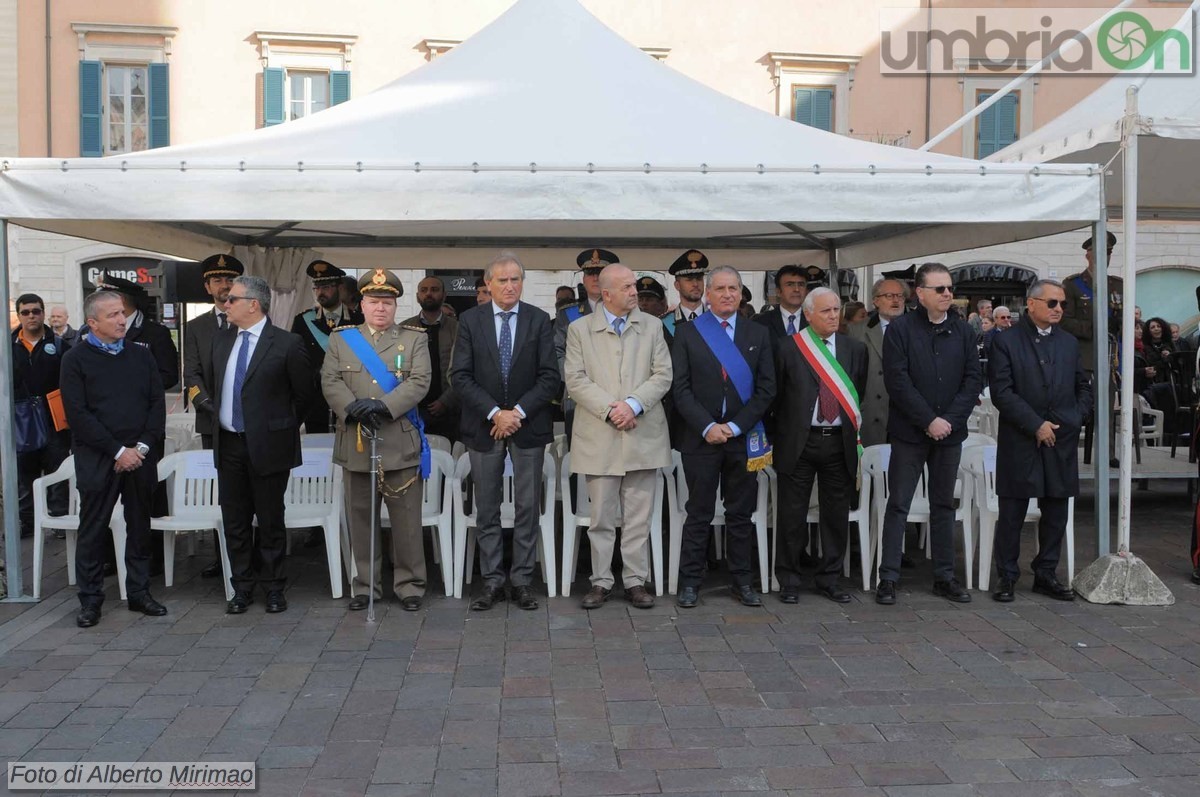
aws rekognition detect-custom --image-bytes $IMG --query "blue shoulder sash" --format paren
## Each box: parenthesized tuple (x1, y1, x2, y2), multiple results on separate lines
(692, 313, 772, 470)
(303, 309, 332, 352)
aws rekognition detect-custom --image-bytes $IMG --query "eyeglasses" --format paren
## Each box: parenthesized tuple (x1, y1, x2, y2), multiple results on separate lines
(18, 308, 43, 316)
(920, 285, 953, 294)
(994, 315, 1012, 320)
(223, 295, 254, 305)
(875, 292, 905, 300)
(1029, 297, 1063, 309)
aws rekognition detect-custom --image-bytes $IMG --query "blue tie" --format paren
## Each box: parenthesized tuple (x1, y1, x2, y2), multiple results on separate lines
(499, 312, 514, 384)
(612, 317, 624, 336)
(231, 330, 251, 432)
(786, 314, 797, 335)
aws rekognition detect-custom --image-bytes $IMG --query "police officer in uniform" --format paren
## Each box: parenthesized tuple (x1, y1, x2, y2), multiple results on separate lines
(668, 249, 710, 333)
(555, 249, 619, 441)
(322, 269, 432, 610)
(636, 276, 670, 325)
(291, 259, 365, 434)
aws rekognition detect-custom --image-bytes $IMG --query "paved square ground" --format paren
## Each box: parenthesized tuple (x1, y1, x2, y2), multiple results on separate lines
(3, 480, 1200, 796)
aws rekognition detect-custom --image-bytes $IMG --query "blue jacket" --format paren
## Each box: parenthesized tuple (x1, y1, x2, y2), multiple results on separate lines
(882, 306, 983, 446)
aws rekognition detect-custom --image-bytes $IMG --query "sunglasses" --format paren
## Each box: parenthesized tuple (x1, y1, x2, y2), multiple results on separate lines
(1029, 298, 1063, 309)
(18, 308, 43, 316)
(920, 285, 953, 294)
(223, 295, 255, 305)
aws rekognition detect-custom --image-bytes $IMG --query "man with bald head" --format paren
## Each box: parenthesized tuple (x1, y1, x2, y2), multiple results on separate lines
(564, 264, 673, 608)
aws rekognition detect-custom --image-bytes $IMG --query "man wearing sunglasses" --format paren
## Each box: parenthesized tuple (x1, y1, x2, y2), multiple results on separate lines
(987, 280, 1092, 602)
(877, 263, 982, 606)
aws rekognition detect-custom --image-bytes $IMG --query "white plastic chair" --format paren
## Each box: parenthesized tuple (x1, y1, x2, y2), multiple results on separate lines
(450, 448, 558, 599)
(964, 445, 1075, 592)
(558, 452, 665, 597)
(419, 449, 456, 596)
(283, 448, 346, 599)
(31, 457, 127, 601)
(663, 450, 770, 595)
(300, 433, 336, 449)
(1136, 395, 1165, 446)
(865, 444, 974, 588)
(151, 451, 229, 599)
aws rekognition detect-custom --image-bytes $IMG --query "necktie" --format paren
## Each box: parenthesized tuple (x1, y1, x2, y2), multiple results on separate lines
(612, 317, 625, 336)
(688, 310, 697, 322)
(817, 339, 838, 423)
(720, 321, 730, 381)
(786, 314, 797, 335)
(499, 311, 514, 383)
(217, 313, 227, 331)
(231, 330, 250, 432)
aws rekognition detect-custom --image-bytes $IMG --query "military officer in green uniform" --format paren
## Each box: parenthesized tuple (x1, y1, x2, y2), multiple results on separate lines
(322, 268, 432, 611)
(292, 259, 365, 433)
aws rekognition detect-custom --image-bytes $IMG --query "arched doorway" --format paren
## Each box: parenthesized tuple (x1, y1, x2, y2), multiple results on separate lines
(951, 262, 1039, 319)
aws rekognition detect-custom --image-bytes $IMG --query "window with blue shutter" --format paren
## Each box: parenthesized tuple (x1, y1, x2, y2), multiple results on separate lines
(148, 62, 169, 148)
(79, 60, 103, 157)
(263, 66, 285, 126)
(976, 91, 1019, 158)
(792, 87, 834, 132)
(330, 70, 350, 106)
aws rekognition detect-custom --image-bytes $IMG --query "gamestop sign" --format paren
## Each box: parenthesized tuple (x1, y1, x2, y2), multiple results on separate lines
(81, 257, 163, 295)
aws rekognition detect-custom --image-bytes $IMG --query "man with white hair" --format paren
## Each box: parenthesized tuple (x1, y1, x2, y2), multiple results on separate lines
(773, 287, 868, 604)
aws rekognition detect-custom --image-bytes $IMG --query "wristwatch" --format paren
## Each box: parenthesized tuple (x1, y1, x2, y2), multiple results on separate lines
(135, 443, 151, 456)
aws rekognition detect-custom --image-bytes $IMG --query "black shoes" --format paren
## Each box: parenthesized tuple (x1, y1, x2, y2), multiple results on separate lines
(1032, 577, 1075, 601)
(348, 595, 369, 611)
(730, 584, 762, 607)
(778, 589, 800, 605)
(875, 579, 897, 605)
(1192, 568, 1200, 586)
(512, 585, 539, 611)
(200, 561, 222, 578)
(626, 585, 655, 609)
(127, 595, 168, 616)
(265, 590, 288, 613)
(470, 585, 507, 611)
(993, 579, 1016, 603)
(76, 605, 101, 628)
(933, 579, 972, 603)
(676, 586, 699, 608)
(226, 591, 254, 614)
(400, 596, 422, 612)
(815, 585, 852, 604)
(581, 585, 611, 610)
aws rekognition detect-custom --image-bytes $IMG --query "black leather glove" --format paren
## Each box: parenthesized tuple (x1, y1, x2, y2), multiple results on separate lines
(345, 398, 389, 422)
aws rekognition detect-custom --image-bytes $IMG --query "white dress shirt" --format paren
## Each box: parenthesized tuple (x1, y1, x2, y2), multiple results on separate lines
(488, 302, 526, 421)
(219, 316, 268, 432)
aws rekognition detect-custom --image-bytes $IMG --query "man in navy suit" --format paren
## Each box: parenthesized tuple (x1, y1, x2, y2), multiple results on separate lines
(450, 252, 560, 611)
(207, 275, 312, 614)
(671, 266, 776, 608)
(772, 287, 868, 604)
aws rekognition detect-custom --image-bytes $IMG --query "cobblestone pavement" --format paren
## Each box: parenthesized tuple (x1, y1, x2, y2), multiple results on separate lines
(2, 482, 1200, 796)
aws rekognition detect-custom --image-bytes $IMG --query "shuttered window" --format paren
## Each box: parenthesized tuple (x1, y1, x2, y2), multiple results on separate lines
(792, 87, 834, 131)
(81, 61, 169, 156)
(264, 68, 350, 126)
(79, 61, 103, 156)
(976, 90, 1019, 158)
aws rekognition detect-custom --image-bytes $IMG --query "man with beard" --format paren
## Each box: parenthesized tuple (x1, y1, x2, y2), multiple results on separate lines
(403, 275, 460, 442)
(667, 249, 709, 335)
(291, 260, 364, 433)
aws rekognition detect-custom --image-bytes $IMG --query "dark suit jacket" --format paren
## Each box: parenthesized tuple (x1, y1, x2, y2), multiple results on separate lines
(126, 315, 179, 392)
(450, 301, 560, 452)
(773, 331, 868, 479)
(671, 313, 776, 455)
(847, 317, 889, 448)
(183, 308, 233, 436)
(988, 316, 1092, 499)
(208, 322, 313, 475)
(752, 306, 809, 348)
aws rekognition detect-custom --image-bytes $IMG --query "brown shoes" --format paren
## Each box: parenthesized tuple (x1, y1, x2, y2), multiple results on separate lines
(626, 584, 655, 609)
(580, 585, 610, 609)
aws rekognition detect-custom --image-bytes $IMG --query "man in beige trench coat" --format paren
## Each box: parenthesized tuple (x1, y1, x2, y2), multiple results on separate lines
(565, 264, 673, 610)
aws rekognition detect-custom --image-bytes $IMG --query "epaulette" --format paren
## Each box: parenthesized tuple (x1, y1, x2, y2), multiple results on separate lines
(332, 324, 357, 332)
(401, 324, 427, 333)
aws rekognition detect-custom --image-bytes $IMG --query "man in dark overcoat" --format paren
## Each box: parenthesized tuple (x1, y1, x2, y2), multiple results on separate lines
(988, 279, 1092, 602)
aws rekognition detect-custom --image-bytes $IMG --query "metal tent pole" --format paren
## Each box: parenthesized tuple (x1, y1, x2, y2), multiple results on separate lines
(1, 219, 33, 601)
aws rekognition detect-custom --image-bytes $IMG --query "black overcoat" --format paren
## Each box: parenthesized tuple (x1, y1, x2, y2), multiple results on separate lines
(988, 316, 1093, 498)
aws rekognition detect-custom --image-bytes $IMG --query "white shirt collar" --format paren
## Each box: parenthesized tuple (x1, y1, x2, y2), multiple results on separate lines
(493, 302, 520, 318)
(602, 306, 629, 327)
(236, 316, 269, 337)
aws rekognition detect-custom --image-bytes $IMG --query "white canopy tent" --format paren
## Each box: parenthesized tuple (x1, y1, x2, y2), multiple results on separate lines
(991, 0, 1197, 575)
(1, 0, 1107, 600)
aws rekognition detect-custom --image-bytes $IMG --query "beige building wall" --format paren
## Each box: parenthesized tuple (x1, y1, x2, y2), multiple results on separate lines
(5, 0, 1199, 324)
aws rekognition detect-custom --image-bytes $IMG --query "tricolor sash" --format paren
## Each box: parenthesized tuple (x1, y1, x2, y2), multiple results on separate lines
(302, 309, 332, 352)
(793, 328, 864, 472)
(693, 312, 772, 471)
(340, 328, 431, 479)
